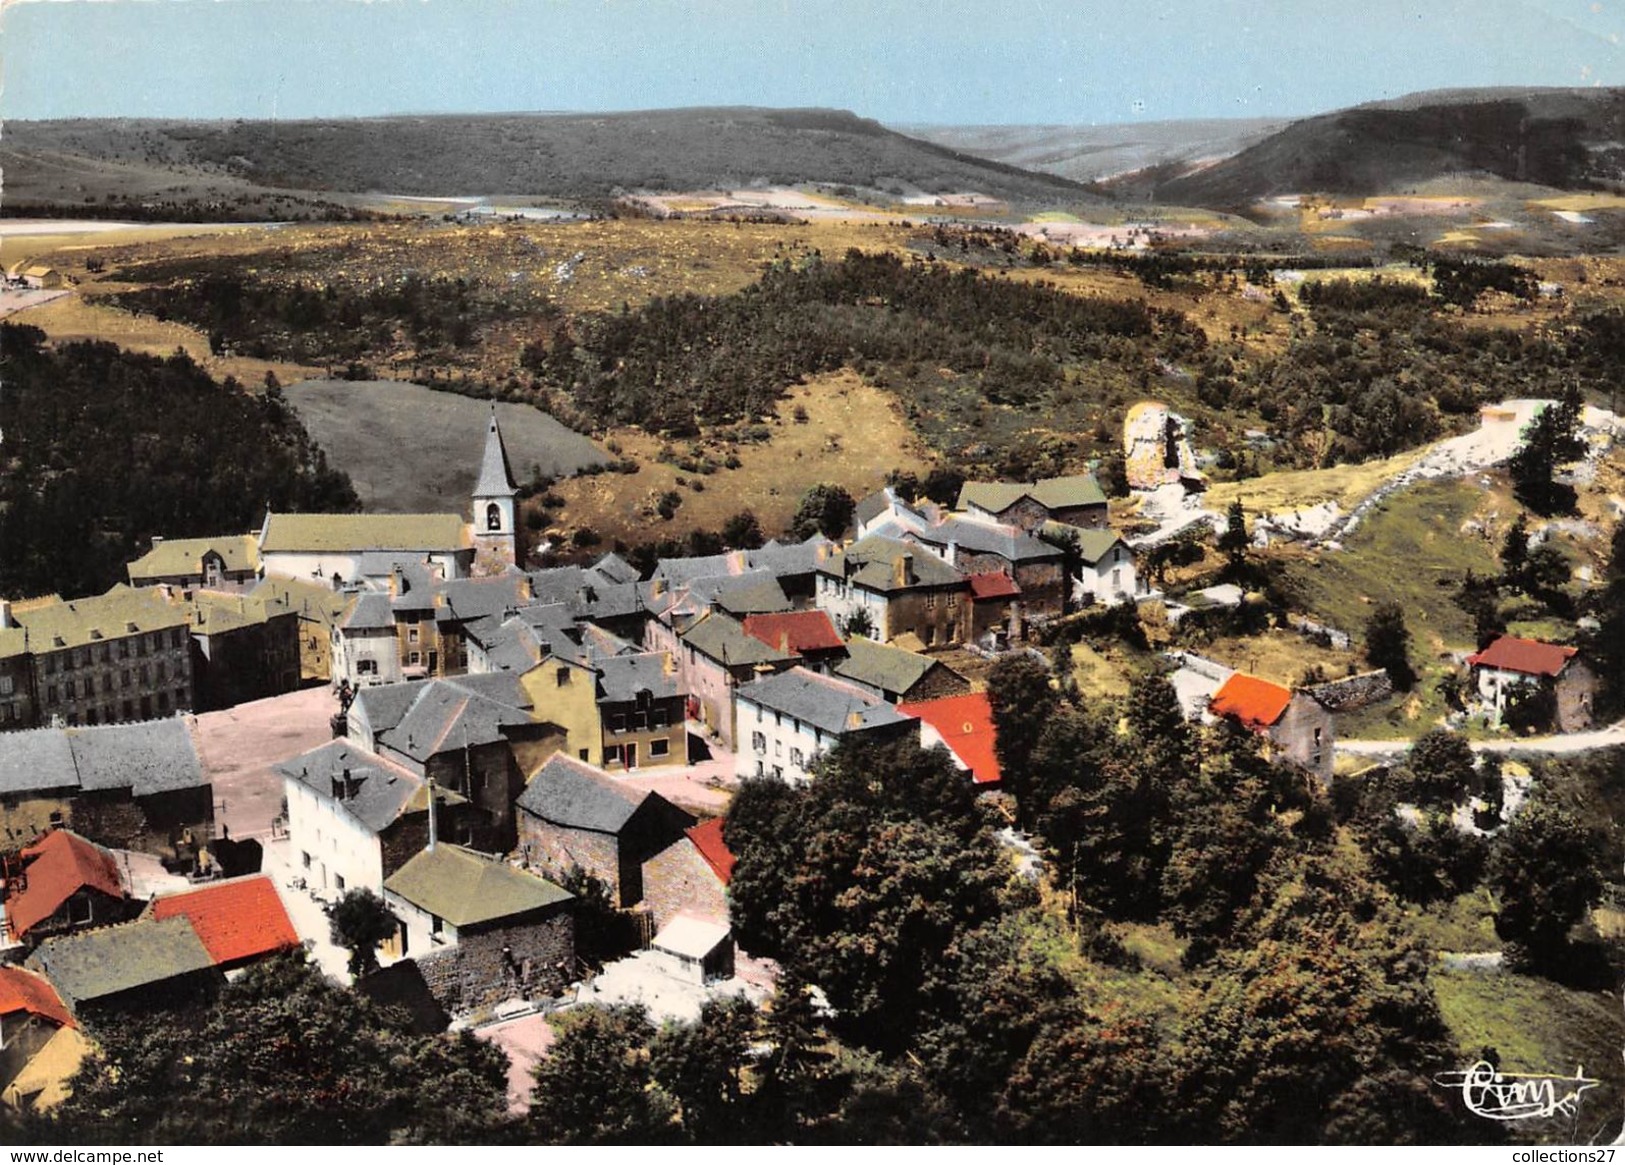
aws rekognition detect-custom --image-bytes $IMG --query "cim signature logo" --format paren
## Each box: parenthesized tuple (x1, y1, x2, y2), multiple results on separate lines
(1436, 1061, 1601, 1122)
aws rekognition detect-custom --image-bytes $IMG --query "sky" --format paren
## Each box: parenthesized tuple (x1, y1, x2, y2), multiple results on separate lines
(3, 0, 1623, 126)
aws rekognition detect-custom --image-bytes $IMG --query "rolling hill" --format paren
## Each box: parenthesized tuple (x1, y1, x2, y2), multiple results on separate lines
(1128, 87, 1625, 207)
(0, 108, 1103, 215)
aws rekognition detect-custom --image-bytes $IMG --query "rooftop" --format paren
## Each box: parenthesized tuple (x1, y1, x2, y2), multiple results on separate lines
(684, 818, 736, 886)
(833, 637, 961, 698)
(680, 610, 795, 669)
(735, 665, 914, 736)
(1209, 672, 1295, 731)
(0, 586, 187, 657)
(275, 739, 466, 835)
(7, 830, 125, 941)
(26, 916, 215, 1008)
(384, 844, 572, 929)
(473, 408, 518, 499)
(957, 473, 1107, 515)
(0, 965, 74, 1028)
(1466, 635, 1581, 678)
(0, 719, 208, 800)
(260, 512, 469, 555)
(516, 753, 649, 834)
(819, 535, 965, 593)
(742, 610, 845, 656)
(127, 534, 260, 582)
(147, 875, 299, 967)
(898, 692, 1002, 786)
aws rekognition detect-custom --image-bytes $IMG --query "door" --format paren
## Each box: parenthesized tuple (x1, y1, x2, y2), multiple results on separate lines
(626, 742, 638, 770)
(428, 650, 438, 674)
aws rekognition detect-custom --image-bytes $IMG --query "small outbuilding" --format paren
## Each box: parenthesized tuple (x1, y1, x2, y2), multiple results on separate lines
(649, 914, 734, 985)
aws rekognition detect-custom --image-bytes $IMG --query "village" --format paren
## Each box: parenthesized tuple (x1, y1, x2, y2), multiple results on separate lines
(1, 385, 1619, 1119)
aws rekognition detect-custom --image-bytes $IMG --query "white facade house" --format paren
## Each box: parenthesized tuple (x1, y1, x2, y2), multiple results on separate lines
(1075, 529, 1139, 605)
(732, 666, 916, 783)
(330, 593, 403, 688)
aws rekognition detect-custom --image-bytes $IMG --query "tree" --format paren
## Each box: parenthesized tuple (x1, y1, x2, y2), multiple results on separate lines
(790, 483, 855, 540)
(921, 467, 966, 508)
(529, 1004, 674, 1144)
(1400, 728, 1477, 808)
(1488, 787, 1604, 969)
(1589, 524, 1625, 716)
(1364, 601, 1416, 691)
(1498, 512, 1529, 588)
(51, 955, 511, 1145)
(650, 996, 757, 1143)
(1453, 570, 1506, 650)
(720, 510, 764, 549)
(329, 888, 399, 978)
(1508, 388, 1585, 515)
(986, 653, 1061, 828)
(1217, 499, 1250, 582)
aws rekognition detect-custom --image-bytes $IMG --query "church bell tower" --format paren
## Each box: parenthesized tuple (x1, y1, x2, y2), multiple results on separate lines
(472, 406, 518, 574)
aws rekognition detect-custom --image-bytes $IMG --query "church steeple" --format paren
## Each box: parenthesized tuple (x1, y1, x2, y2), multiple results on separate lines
(471, 406, 518, 574)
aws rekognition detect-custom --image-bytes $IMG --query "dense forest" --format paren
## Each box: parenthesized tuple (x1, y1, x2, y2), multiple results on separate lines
(0, 324, 358, 599)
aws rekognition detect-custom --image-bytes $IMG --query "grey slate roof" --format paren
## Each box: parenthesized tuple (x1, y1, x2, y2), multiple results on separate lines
(746, 535, 836, 577)
(734, 666, 914, 736)
(380, 682, 533, 762)
(818, 535, 965, 593)
(834, 638, 961, 699)
(516, 753, 645, 833)
(275, 739, 465, 834)
(434, 574, 530, 625)
(0, 720, 208, 799)
(908, 515, 1061, 563)
(69, 719, 207, 796)
(705, 572, 792, 616)
(526, 568, 644, 621)
(342, 592, 396, 632)
(652, 553, 740, 586)
(473, 409, 519, 498)
(590, 553, 641, 585)
(0, 730, 78, 796)
(680, 611, 795, 668)
(26, 916, 216, 1008)
(595, 653, 681, 704)
(384, 844, 572, 929)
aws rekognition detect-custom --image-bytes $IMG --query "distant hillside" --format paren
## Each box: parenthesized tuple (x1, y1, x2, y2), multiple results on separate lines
(1129, 87, 1625, 207)
(897, 118, 1287, 184)
(1, 108, 1102, 214)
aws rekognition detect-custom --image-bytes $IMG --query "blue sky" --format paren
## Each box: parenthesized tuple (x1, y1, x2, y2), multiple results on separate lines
(3, 0, 1622, 125)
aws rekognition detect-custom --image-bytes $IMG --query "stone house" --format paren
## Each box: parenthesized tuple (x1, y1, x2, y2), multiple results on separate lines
(1208, 672, 1334, 784)
(956, 474, 1109, 532)
(832, 638, 972, 705)
(178, 589, 302, 710)
(815, 535, 970, 649)
(1070, 527, 1140, 605)
(382, 843, 576, 1014)
(0, 588, 195, 728)
(1465, 635, 1598, 732)
(248, 576, 353, 683)
(733, 666, 918, 782)
(967, 571, 1022, 647)
(742, 609, 847, 673)
(0, 720, 214, 867)
(515, 753, 696, 912)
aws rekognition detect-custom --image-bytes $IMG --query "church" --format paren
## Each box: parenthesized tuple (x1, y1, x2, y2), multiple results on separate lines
(257, 407, 520, 587)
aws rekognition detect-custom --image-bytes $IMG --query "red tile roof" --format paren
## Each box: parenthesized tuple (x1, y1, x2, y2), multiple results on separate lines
(967, 571, 1021, 600)
(6, 830, 125, 940)
(743, 610, 845, 655)
(685, 818, 736, 886)
(899, 692, 1003, 786)
(0, 965, 74, 1029)
(1209, 673, 1294, 731)
(1466, 635, 1579, 678)
(148, 875, 300, 967)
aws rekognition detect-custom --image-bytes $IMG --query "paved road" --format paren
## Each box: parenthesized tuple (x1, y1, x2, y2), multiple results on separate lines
(1336, 718, 1625, 758)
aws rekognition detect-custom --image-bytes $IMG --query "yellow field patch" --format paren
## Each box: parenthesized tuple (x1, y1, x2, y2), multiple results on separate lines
(548, 369, 933, 546)
(1530, 192, 1625, 212)
(1204, 448, 1428, 515)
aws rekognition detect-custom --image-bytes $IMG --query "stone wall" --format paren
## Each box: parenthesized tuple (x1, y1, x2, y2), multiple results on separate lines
(1305, 669, 1393, 713)
(1556, 662, 1599, 732)
(519, 816, 622, 901)
(640, 839, 728, 931)
(415, 910, 575, 1014)
(904, 663, 974, 703)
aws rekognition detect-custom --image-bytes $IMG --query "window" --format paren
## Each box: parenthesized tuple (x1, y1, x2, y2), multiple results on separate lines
(650, 738, 669, 758)
(751, 731, 766, 753)
(68, 896, 93, 925)
(486, 502, 503, 531)
(611, 714, 627, 732)
(579, 749, 590, 761)
(924, 626, 936, 647)
(171, 628, 184, 649)
(121, 670, 131, 689)
(926, 592, 936, 609)
(302, 851, 312, 869)
(556, 667, 570, 687)
(0, 676, 11, 696)
(118, 641, 129, 660)
(408, 652, 420, 666)
(773, 765, 783, 779)
(791, 747, 805, 767)
(335, 874, 346, 891)
(409, 627, 419, 644)
(775, 739, 782, 757)
(46, 685, 57, 704)
(158, 692, 169, 713)
(605, 745, 624, 767)
(358, 659, 378, 675)
(948, 590, 958, 608)
(157, 661, 167, 680)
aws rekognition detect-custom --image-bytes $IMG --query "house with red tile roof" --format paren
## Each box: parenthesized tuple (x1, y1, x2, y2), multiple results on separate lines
(1, 830, 139, 946)
(899, 692, 1003, 788)
(742, 610, 847, 672)
(1466, 635, 1597, 732)
(146, 875, 301, 971)
(632, 817, 731, 931)
(1209, 672, 1334, 783)
(684, 818, 736, 886)
(0, 965, 89, 1113)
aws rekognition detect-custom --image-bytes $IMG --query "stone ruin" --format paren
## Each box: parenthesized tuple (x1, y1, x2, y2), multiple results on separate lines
(1124, 401, 1203, 491)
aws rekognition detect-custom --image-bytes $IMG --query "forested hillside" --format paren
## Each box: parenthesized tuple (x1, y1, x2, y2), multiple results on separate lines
(0, 324, 359, 599)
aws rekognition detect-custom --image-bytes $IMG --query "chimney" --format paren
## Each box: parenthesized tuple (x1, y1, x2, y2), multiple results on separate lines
(893, 553, 914, 588)
(663, 651, 676, 676)
(847, 710, 864, 729)
(426, 777, 438, 852)
(780, 631, 791, 654)
(728, 550, 747, 574)
(652, 578, 668, 598)
(0, 599, 11, 629)
(816, 544, 829, 562)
